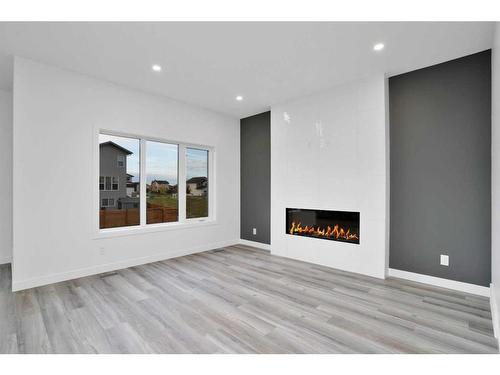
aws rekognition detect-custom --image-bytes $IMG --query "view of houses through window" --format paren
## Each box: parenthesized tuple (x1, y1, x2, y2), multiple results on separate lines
(99, 133, 210, 230)
(146, 141, 179, 224)
(99, 134, 141, 229)
(186, 148, 209, 219)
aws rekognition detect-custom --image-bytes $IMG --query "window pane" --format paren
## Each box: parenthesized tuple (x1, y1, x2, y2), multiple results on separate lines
(99, 134, 140, 229)
(146, 141, 178, 224)
(186, 148, 208, 219)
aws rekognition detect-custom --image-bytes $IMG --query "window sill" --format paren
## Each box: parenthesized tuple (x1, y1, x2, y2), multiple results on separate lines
(94, 219, 217, 239)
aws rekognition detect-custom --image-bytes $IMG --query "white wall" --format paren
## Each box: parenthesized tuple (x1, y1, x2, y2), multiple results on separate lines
(12, 57, 240, 291)
(0, 89, 12, 264)
(271, 75, 388, 279)
(491, 22, 500, 343)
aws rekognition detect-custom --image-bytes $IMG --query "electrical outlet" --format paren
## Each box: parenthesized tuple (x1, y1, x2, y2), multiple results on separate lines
(440, 254, 449, 266)
(253, 228, 257, 235)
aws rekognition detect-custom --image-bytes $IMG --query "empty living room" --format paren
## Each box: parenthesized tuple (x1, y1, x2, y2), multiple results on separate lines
(2, 1, 500, 371)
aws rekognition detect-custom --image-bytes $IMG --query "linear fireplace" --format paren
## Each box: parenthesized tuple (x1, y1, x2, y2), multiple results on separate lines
(286, 208, 360, 244)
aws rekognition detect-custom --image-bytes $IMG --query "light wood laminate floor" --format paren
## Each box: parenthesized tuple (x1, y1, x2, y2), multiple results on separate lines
(0, 245, 497, 354)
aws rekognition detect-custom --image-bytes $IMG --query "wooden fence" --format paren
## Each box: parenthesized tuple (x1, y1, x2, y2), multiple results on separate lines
(146, 204, 178, 224)
(100, 204, 178, 229)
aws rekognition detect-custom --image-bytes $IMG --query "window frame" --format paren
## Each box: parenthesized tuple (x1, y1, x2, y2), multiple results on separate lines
(185, 147, 210, 221)
(95, 129, 216, 238)
(101, 198, 115, 208)
(99, 176, 119, 191)
(105, 176, 112, 191)
(112, 176, 119, 191)
(117, 155, 125, 168)
(145, 140, 180, 225)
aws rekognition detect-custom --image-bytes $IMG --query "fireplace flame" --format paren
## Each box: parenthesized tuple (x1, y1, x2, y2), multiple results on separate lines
(289, 221, 359, 242)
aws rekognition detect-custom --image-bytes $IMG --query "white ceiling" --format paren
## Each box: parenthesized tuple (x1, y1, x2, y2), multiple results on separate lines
(0, 22, 494, 118)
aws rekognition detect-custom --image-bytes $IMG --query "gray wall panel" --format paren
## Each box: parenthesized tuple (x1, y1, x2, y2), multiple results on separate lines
(240, 111, 271, 244)
(389, 50, 491, 286)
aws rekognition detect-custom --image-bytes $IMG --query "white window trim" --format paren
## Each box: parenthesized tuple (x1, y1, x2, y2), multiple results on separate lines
(94, 129, 216, 239)
(184, 146, 213, 223)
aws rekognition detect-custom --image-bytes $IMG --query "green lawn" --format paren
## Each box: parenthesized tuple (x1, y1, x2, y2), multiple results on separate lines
(186, 196, 209, 218)
(147, 193, 208, 218)
(147, 193, 177, 209)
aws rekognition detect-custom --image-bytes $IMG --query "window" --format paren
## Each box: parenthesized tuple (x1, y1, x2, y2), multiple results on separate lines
(99, 134, 140, 229)
(101, 198, 115, 207)
(99, 176, 119, 191)
(98, 132, 212, 231)
(146, 141, 178, 224)
(186, 148, 209, 219)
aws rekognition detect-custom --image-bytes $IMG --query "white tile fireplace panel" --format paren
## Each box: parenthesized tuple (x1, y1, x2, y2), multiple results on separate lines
(282, 226, 385, 279)
(271, 75, 388, 279)
(357, 109, 387, 176)
(320, 111, 357, 138)
(317, 176, 359, 210)
(357, 175, 386, 221)
(356, 78, 386, 112)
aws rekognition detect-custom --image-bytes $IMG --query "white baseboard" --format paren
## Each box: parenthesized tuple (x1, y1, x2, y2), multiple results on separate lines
(490, 283, 500, 350)
(239, 239, 271, 251)
(12, 239, 238, 292)
(0, 255, 12, 265)
(388, 268, 490, 297)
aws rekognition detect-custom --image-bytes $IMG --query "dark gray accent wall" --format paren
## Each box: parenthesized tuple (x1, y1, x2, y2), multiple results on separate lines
(389, 50, 491, 287)
(240, 111, 271, 244)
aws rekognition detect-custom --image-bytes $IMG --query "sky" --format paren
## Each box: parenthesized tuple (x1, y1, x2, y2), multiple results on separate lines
(186, 148, 208, 180)
(99, 134, 208, 184)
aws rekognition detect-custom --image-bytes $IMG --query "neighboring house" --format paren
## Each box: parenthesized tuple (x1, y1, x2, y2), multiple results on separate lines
(186, 177, 208, 196)
(126, 174, 139, 197)
(99, 141, 139, 209)
(169, 184, 178, 198)
(126, 181, 140, 197)
(150, 180, 169, 193)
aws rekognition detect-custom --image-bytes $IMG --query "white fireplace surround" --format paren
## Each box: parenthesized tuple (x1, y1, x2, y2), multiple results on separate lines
(270, 75, 389, 279)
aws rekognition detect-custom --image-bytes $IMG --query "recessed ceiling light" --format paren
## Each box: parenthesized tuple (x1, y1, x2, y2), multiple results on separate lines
(236, 95, 243, 101)
(373, 43, 385, 51)
(152, 64, 162, 72)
